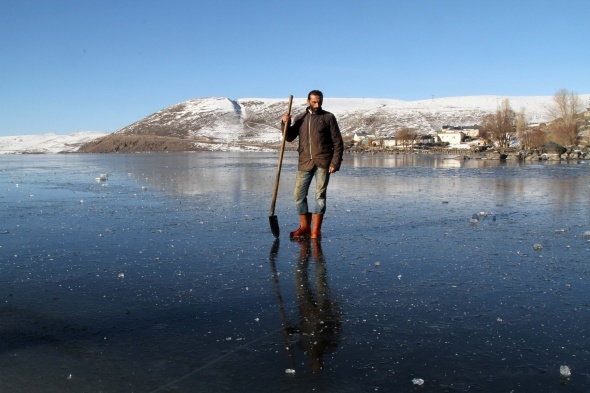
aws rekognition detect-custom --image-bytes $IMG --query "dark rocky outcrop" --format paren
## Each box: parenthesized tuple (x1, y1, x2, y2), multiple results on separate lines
(77, 135, 202, 153)
(540, 142, 567, 160)
(541, 142, 567, 156)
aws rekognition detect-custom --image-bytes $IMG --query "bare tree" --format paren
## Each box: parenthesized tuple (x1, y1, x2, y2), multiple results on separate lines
(516, 107, 530, 150)
(547, 88, 583, 147)
(395, 127, 417, 150)
(480, 99, 516, 151)
(478, 125, 489, 144)
(529, 126, 547, 149)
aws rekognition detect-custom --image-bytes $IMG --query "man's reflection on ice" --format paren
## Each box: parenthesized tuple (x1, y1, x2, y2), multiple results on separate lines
(269, 239, 341, 373)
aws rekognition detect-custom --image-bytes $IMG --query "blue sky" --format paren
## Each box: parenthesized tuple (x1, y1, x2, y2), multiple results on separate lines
(1, 0, 589, 136)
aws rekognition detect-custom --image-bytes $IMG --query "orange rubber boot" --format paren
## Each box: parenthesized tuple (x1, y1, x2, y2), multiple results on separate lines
(290, 213, 312, 238)
(311, 214, 323, 239)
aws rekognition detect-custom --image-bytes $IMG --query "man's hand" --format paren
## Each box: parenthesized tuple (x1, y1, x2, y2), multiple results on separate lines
(329, 167, 337, 173)
(282, 113, 291, 123)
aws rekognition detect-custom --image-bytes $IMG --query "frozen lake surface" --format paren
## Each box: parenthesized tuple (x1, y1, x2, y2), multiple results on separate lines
(1, 152, 589, 392)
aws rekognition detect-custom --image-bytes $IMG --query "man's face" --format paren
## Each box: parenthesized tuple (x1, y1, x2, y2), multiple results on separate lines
(307, 95, 323, 113)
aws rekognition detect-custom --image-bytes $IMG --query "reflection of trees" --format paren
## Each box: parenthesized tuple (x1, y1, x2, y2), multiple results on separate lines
(549, 179, 588, 216)
(268, 239, 341, 373)
(491, 175, 588, 218)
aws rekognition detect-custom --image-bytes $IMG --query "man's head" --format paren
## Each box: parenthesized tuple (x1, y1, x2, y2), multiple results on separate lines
(307, 90, 323, 113)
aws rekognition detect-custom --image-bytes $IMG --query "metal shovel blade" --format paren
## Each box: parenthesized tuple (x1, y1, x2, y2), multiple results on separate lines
(269, 215, 280, 238)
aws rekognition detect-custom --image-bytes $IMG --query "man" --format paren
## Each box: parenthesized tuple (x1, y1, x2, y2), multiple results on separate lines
(281, 90, 344, 239)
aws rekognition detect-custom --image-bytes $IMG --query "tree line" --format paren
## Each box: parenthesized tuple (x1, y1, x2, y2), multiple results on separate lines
(480, 89, 587, 151)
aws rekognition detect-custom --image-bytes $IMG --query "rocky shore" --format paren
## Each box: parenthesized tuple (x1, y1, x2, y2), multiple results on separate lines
(346, 143, 589, 161)
(75, 133, 589, 162)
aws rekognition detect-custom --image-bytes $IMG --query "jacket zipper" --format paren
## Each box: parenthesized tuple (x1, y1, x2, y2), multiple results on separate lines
(308, 112, 313, 160)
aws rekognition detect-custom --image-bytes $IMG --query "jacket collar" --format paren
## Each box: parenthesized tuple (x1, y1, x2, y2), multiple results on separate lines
(307, 107, 325, 115)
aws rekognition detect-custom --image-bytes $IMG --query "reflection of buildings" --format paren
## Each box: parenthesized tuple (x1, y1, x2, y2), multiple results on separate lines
(269, 239, 341, 373)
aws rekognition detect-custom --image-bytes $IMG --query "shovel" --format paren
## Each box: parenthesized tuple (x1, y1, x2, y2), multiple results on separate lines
(269, 95, 293, 238)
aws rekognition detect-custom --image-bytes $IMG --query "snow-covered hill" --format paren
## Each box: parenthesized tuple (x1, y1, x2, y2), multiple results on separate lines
(115, 95, 588, 146)
(1, 95, 588, 154)
(0, 131, 108, 154)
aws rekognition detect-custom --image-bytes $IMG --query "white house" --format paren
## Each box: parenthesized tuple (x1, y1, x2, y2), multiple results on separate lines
(460, 126, 480, 139)
(353, 132, 376, 143)
(382, 137, 397, 148)
(437, 131, 464, 144)
(441, 125, 480, 139)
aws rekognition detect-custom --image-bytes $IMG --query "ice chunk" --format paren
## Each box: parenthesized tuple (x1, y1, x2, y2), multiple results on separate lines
(285, 369, 296, 374)
(470, 214, 479, 224)
(560, 365, 571, 378)
(412, 378, 424, 385)
(533, 244, 543, 251)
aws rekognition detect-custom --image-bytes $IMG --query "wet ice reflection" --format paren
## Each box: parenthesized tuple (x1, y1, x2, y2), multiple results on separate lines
(269, 239, 341, 374)
(0, 152, 589, 392)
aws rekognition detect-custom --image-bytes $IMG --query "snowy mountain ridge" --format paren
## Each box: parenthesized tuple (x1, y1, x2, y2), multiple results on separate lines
(115, 94, 588, 144)
(2, 94, 588, 154)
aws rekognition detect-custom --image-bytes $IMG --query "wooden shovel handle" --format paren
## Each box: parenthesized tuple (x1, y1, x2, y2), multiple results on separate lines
(270, 95, 293, 215)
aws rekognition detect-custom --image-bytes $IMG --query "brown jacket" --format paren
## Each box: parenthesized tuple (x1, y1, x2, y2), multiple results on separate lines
(282, 108, 344, 172)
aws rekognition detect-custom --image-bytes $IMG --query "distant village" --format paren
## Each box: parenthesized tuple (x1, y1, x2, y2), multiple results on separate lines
(352, 124, 482, 147)
(351, 124, 503, 150)
(348, 105, 590, 161)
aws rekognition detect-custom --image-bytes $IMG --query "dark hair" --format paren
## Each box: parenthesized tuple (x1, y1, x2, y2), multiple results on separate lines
(307, 90, 323, 100)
